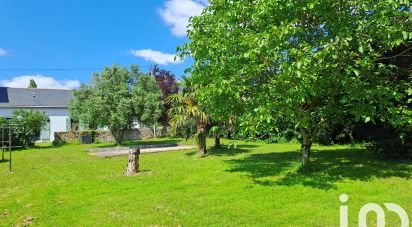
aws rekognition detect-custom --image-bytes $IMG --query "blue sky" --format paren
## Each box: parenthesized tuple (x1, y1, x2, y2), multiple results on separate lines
(0, 0, 207, 89)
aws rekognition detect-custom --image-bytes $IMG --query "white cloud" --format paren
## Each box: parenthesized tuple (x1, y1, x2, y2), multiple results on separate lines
(0, 47, 7, 56)
(130, 49, 182, 65)
(0, 75, 80, 90)
(159, 0, 208, 37)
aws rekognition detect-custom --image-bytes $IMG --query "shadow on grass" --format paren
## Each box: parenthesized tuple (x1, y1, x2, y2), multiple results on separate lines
(209, 144, 257, 156)
(94, 143, 119, 149)
(0, 145, 51, 152)
(122, 139, 183, 146)
(225, 148, 412, 190)
(183, 144, 258, 157)
(31, 145, 54, 150)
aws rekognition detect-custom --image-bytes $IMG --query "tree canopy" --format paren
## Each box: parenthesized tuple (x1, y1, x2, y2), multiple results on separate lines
(69, 64, 163, 144)
(183, 0, 412, 165)
(28, 79, 37, 88)
(151, 65, 179, 126)
(133, 73, 163, 127)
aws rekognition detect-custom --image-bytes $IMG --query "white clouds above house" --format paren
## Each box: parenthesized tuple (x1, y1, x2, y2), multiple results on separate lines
(130, 49, 182, 65)
(159, 0, 208, 37)
(0, 47, 7, 56)
(0, 75, 80, 90)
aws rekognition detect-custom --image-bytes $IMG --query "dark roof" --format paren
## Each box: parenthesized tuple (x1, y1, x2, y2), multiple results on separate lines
(0, 87, 8, 103)
(0, 87, 74, 108)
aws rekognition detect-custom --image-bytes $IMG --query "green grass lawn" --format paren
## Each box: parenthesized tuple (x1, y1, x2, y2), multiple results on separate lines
(0, 138, 411, 226)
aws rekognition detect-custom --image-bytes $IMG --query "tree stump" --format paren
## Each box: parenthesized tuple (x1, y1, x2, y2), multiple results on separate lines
(125, 148, 140, 176)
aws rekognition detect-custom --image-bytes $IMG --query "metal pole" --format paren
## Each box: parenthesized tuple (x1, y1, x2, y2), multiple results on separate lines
(9, 126, 12, 172)
(153, 118, 156, 138)
(2, 126, 4, 161)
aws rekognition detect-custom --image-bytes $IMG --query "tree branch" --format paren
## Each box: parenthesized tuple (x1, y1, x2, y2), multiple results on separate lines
(375, 46, 412, 61)
(309, 118, 327, 140)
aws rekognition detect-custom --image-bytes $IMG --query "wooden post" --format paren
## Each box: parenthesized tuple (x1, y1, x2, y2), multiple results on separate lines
(125, 148, 140, 176)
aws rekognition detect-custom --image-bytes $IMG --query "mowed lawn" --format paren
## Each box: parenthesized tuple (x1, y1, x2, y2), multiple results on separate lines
(0, 138, 411, 226)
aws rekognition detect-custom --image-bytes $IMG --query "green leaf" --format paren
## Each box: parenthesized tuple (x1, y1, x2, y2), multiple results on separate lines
(402, 31, 408, 40)
(358, 45, 364, 54)
(308, 3, 314, 9)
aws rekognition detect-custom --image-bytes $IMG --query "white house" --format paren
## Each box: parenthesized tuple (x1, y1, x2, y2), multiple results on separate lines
(0, 87, 74, 141)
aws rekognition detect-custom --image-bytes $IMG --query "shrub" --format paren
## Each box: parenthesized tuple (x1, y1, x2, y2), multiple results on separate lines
(11, 110, 48, 147)
(0, 116, 7, 125)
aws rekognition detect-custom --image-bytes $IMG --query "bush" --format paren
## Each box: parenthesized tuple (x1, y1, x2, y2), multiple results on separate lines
(11, 110, 48, 147)
(0, 116, 7, 125)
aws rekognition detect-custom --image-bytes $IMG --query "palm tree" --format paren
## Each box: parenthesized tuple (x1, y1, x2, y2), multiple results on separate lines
(167, 76, 209, 156)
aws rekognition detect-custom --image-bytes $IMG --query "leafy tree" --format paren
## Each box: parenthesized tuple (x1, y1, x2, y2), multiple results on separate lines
(183, 0, 412, 166)
(0, 116, 7, 125)
(133, 74, 164, 131)
(168, 76, 209, 156)
(0, 117, 7, 143)
(70, 64, 164, 144)
(69, 84, 99, 130)
(91, 65, 139, 144)
(11, 110, 48, 147)
(360, 43, 412, 158)
(150, 65, 179, 126)
(28, 79, 37, 88)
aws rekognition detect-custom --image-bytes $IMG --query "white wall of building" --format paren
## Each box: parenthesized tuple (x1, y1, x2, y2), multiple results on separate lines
(0, 107, 70, 141)
(0, 107, 69, 117)
(49, 116, 69, 141)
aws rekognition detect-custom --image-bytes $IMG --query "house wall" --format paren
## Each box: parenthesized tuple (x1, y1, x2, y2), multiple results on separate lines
(0, 107, 69, 117)
(49, 116, 69, 141)
(0, 107, 70, 141)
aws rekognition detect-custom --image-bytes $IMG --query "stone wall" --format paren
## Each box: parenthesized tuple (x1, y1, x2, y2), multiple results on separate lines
(94, 130, 115, 143)
(54, 131, 80, 142)
(54, 127, 168, 143)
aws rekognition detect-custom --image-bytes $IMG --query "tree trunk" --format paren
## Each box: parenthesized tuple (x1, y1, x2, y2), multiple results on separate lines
(301, 143, 311, 167)
(113, 129, 124, 145)
(300, 128, 312, 167)
(227, 130, 232, 139)
(348, 126, 355, 145)
(214, 136, 221, 148)
(125, 148, 140, 176)
(197, 123, 207, 156)
(198, 135, 206, 156)
(214, 127, 221, 148)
